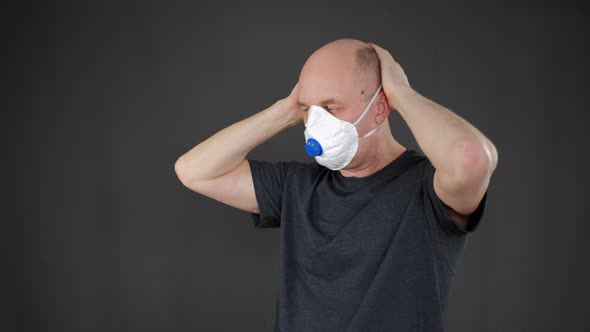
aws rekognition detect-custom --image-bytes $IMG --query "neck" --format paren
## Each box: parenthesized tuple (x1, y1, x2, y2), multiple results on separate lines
(339, 131, 407, 178)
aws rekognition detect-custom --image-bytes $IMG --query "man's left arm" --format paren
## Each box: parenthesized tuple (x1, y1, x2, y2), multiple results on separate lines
(396, 87, 497, 228)
(369, 42, 498, 229)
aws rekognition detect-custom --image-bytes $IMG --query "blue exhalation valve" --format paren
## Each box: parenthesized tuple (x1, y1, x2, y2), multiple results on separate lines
(305, 138, 323, 157)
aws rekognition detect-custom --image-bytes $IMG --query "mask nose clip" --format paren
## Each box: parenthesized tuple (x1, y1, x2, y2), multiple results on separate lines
(304, 138, 323, 157)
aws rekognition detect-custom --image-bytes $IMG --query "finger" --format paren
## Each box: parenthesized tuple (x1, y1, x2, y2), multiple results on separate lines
(369, 43, 396, 63)
(367, 43, 384, 60)
(367, 42, 384, 52)
(370, 42, 392, 56)
(290, 82, 299, 94)
(368, 43, 389, 60)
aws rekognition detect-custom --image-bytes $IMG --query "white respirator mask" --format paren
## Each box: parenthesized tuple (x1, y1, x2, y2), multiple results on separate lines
(303, 84, 384, 170)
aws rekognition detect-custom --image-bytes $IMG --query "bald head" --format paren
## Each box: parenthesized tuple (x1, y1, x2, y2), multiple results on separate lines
(298, 39, 381, 106)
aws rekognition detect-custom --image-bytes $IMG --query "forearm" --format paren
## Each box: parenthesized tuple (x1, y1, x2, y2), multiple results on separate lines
(175, 100, 296, 183)
(395, 87, 497, 177)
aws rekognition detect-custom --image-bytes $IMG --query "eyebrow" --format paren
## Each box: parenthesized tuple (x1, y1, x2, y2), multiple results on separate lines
(298, 97, 341, 107)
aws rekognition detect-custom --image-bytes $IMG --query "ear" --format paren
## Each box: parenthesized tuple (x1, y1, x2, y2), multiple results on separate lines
(375, 92, 390, 123)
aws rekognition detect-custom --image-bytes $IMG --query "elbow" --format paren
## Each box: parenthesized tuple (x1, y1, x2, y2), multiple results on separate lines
(174, 156, 189, 187)
(452, 140, 498, 183)
(488, 140, 499, 171)
(174, 156, 207, 193)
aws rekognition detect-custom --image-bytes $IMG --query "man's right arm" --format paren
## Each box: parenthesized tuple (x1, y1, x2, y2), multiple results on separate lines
(174, 84, 302, 214)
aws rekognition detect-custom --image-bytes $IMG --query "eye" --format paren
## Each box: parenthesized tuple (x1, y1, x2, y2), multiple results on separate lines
(303, 106, 335, 113)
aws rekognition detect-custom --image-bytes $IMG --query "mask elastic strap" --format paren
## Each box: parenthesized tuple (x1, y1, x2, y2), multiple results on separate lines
(352, 83, 382, 126)
(359, 121, 385, 140)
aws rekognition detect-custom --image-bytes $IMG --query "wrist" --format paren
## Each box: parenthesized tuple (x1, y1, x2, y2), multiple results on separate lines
(391, 86, 417, 114)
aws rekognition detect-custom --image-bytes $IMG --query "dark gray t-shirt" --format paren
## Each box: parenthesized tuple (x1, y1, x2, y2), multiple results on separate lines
(248, 148, 488, 332)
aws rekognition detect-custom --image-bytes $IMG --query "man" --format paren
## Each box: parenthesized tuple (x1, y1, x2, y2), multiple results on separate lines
(174, 38, 498, 332)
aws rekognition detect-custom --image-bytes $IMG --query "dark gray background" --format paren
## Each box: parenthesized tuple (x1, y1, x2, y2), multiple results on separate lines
(4, 1, 589, 331)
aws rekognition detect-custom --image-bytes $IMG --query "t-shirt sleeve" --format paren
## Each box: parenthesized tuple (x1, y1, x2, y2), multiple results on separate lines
(248, 159, 290, 229)
(422, 158, 488, 235)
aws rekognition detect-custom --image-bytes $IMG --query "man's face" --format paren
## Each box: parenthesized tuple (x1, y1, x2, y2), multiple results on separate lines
(297, 75, 379, 143)
(296, 40, 387, 170)
(297, 75, 385, 170)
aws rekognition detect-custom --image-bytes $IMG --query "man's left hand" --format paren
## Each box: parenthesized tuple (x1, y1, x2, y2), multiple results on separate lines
(367, 42, 412, 112)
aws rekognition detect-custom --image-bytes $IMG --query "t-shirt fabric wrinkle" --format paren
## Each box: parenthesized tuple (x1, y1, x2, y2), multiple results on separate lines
(248, 149, 488, 332)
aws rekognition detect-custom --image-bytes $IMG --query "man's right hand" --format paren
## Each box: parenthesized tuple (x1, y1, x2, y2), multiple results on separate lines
(275, 81, 305, 128)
